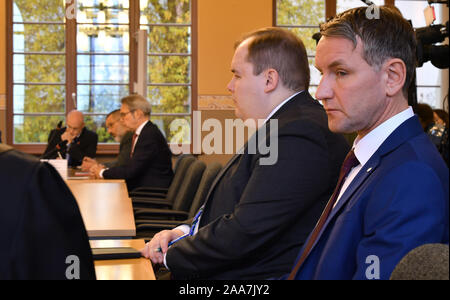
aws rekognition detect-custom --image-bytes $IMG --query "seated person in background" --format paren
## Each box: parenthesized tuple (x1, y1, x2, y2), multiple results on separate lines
(81, 109, 133, 171)
(42, 110, 98, 167)
(0, 143, 95, 280)
(414, 103, 447, 153)
(434, 109, 449, 166)
(90, 94, 174, 192)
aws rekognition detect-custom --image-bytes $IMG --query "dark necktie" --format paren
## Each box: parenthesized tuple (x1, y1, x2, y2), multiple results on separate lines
(287, 149, 360, 280)
(130, 133, 138, 158)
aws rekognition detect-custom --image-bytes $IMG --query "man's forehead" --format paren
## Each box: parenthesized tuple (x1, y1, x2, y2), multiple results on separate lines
(315, 36, 362, 68)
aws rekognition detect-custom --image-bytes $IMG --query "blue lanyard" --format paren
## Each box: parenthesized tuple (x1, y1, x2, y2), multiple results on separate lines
(168, 205, 204, 247)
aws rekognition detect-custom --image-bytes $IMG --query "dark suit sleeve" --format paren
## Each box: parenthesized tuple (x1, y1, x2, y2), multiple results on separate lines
(353, 162, 447, 280)
(10, 162, 96, 280)
(69, 130, 98, 162)
(166, 120, 335, 278)
(103, 126, 158, 180)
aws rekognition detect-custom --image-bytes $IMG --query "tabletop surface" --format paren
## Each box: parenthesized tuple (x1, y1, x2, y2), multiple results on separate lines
(66, 180, 136, 238)
(90, 239, 155, 280)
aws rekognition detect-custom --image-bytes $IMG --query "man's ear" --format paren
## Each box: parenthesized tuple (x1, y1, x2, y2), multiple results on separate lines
(384, 58, 407, 97)
(264, 68, 279, 93)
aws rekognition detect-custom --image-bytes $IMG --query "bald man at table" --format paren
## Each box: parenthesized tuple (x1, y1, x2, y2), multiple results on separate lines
(42, 110, 98, 167)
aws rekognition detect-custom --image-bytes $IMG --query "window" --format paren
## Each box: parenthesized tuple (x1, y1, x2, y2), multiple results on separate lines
(7, 0, 196, 153)
(275, 0, 326, 98)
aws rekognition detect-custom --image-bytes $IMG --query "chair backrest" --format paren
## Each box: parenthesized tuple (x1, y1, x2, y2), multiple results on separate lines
(188, 162, 222, 218)
(390, 243, 449, 280)
(165, 155, 196, 203)
(171, 160, 206, 212)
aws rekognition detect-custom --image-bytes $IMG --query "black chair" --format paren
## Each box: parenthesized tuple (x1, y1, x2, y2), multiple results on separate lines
(135, 162, 222, 238)
(131, 154, 196, 210)
(134, 159, 206, 225)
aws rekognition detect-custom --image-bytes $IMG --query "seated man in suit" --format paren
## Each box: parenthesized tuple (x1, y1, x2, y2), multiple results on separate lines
(286, 6, 449, 280)
(81, 109, 133, 171)
(0, 143, 95, 279)
(42, 110, 98, 167)
(90, 94, 174, 192)
(141, 28, 350, 279)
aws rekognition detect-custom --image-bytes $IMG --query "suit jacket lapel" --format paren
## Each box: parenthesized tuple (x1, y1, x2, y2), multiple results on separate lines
(202, 151, 243, 207)
(307, 116, 425, 254)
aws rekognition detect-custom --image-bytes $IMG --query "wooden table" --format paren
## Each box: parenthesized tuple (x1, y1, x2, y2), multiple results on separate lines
(90, 239, 155, 280)
(66, 180, 136, 238)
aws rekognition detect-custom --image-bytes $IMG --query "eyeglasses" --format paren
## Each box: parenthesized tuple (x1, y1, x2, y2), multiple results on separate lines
(120, 110, 135, 118)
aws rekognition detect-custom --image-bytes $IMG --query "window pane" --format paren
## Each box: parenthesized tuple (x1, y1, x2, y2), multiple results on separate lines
(77, 54, 129, 84)
(14, 24, 66, 53)
(77, 84, 129, 113)
(14, 85, 65, 113)
(14, 54, 66, 83)
(148, 86, 191, 114)
(148, 56, 190, 84)
(14, 115, 63, 144)
(151, 115, 191, 143)
(286, 27, 321, 56)
(84, 114, 116, 143)
(144, 26, 191, 54)
(277, 0, 325, 25)
(336, 0, 384, 15)
(77, 25, 129, 53)
(140, 0, 191, 24)
(77, 0, 130, 24)
(13, 0, 66, 23)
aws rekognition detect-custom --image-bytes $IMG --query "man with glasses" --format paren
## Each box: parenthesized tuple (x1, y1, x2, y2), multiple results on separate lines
(90, 94, 174, 192)
(42, 110, 98, 167)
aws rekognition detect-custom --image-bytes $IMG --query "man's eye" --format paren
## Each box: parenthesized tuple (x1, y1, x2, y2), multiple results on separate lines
(336, 71, 347, 77)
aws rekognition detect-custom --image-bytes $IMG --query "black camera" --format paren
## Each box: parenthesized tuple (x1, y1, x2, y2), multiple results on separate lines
(416, 20, 449, 69)
(312, 0, 449, 70)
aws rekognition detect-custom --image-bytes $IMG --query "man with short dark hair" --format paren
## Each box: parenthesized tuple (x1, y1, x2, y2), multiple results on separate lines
(287, 6, 449, 280)
(141, 27, 350, 279)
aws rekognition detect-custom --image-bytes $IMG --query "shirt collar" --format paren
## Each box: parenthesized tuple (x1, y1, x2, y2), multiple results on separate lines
(264, 90, 304, 124)
(353, 107, 415, 167)
(135, 120, 149, 136)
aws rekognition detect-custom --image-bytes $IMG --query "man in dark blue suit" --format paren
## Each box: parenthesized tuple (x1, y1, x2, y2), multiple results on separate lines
(287, 6, 449, 280)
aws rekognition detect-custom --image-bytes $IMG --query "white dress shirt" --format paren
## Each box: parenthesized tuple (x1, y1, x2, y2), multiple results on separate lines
(334, 107, 415, 207)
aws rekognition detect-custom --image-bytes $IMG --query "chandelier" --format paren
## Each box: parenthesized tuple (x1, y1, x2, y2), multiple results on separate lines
(75, 0, 150, 52)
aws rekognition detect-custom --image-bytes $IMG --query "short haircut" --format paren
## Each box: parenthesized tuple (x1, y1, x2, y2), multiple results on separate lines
(121, 94, 152, 117)
(320, 6, 417, 98)
(236, 27, 310, 92)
